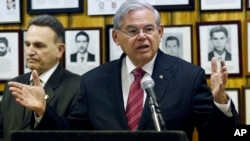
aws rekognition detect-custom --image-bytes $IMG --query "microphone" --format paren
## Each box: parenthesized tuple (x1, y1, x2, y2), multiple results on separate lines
(141, 76, 159, 107)
(141, 75, 166, 131)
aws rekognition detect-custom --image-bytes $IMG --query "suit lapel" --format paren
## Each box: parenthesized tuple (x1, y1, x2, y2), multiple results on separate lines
(19, 73, 33, 129)
(43, 65, 64, 103)
(139, 50, 176, 130)
(106, 57, 129, 129)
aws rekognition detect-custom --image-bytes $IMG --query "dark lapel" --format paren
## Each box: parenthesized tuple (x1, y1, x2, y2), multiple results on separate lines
(106, 54, 129, 129)
(43, 65, 64, 103)
(19, 72, 33, 129)
(139, 50, 176, 130)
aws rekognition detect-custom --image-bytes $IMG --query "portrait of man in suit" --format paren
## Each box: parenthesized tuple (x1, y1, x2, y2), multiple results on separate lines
(70, 31, 95, 63)
(208, 25, 232, 61)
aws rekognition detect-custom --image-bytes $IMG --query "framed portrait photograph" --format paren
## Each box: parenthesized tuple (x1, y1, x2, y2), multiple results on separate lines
(65, 28, 102, 76)
(160, 25, 193, 63)
(27, 0, 83, 14)
(196, 21, 242, 77)
(225, 88, 240, 114)
(105, 25, 123, 62)
(88, 0, 194, 16)
(0, 30, 22, 82)
(200, 0, 242, 11)
(241, 85, 250, 124)
(0, 0, 22, 24)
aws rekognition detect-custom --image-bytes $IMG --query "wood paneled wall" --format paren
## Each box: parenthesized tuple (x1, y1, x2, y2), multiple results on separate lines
(1, 1, 249, 141)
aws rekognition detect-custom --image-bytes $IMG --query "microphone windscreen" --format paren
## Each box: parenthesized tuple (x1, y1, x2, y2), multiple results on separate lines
(141, 75, 155, 89)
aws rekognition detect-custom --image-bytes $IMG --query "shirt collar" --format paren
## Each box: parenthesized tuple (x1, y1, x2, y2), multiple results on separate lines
(30, 62, 59, 85)
(125, 53, 157, 75)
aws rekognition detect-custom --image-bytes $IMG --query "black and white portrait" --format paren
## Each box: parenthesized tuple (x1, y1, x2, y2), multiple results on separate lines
(198, 21, 241, 76)
(162, 34, 183, 58)
(0, 0, 21, 23)
(207, 25, 232, 61)
(0, 31, 20, 80)
(160, 25, 192, 63)
(65, 28, 101, 75)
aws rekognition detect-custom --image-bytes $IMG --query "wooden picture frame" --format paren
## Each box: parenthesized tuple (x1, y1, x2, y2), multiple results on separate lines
(247, 0, 250, 10)
(65, 28, 102, 75)
(105, 25, 123, 62)
(0, 30, 22, 82)
(200, 0, 242, 11)
(88, 0, 194, 16)
(241, 85, 250, 124)
(22, 30, 32, 74)
(196, 20, 242, 77)
(225, 88, 241, 116)
(245, 19, 250, 75)
(160, 25, 193, 63)
(27, 0, 83, 14)
(0, 0, 22, 24)
(153, 0, 194, 11)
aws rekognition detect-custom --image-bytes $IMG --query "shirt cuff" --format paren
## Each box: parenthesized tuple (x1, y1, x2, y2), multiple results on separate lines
(214, 96, 233, 117)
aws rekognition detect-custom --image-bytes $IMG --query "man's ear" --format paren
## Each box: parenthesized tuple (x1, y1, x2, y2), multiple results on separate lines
(112, 29, 120, 46)
(57, 43, 65, 58)
(158, 25, 164, 38)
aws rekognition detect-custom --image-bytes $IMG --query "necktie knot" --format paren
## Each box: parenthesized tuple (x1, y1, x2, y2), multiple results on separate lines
(132, 68, 145, 78)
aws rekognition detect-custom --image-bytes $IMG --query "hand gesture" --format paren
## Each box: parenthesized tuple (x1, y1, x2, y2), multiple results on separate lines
(210, 57, 228, 104)
(8, 70, 46, 116)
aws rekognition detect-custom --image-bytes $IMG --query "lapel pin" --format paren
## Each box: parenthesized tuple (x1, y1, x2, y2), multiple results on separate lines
(44, 94, 49, 100)
(159, 75, 163, 79)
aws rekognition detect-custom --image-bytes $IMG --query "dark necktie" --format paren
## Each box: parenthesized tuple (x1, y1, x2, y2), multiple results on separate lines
(126, 68, 145, 131)
(81, 57, 84, 62)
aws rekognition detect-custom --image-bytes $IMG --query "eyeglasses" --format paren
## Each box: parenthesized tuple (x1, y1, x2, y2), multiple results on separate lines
(118, 26, 157, 37)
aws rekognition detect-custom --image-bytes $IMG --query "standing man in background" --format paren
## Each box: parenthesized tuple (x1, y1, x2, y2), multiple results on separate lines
(8, 1, 239, 141)
(70, 31, 95, 63)
(0, 15, 81, 141)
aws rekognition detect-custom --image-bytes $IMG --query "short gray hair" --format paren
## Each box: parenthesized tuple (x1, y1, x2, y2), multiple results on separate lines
(113, 0, 161, 29)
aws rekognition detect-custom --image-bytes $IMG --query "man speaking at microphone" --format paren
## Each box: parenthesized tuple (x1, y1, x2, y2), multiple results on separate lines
(8, 1, 239, 141)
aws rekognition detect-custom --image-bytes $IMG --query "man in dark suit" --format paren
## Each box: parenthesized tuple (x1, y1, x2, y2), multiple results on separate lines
(208, 25, 232, 61)
(8, 1, 239, 141)
(0, 15, 81, 141)
(70, 31, 95, 62)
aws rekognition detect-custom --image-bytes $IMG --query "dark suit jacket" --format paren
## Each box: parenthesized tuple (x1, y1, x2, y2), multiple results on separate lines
(70, 52, 95, 62)
(0, 65, 81, 141)
(208, 50, 232, 61)
(38, 50, 239, 141)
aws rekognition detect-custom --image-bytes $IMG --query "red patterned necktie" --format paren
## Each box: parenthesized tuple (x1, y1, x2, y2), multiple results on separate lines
(126, 68, 146, 131)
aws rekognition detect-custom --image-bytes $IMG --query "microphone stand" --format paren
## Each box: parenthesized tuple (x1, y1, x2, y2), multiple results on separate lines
(146, 89, 166, 131)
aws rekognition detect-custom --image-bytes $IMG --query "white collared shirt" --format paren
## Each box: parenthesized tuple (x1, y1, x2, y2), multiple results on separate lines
(121, 54, 157, 109)
(30, 62, 59, 87)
